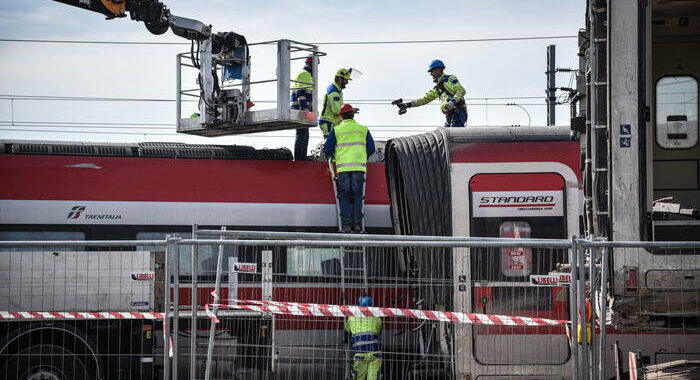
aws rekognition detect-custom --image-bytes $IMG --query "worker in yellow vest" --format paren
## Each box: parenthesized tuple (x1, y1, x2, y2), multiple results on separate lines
(291, 55, 318, 160)
(323, 104, 375, 233)
(345, 296, 382, 380)
(319, 68, 352, 139)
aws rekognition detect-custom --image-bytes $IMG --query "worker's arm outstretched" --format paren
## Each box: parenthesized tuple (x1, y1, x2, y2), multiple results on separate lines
(408, 88, 439, 108)
(394, 74, 467, 115)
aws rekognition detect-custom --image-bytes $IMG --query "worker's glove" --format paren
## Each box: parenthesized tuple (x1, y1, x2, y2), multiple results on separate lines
(445, 100, 457, 112)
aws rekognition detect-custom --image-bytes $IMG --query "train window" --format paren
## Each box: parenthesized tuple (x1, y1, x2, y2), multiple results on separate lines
(0, 231, 85, 251)
(287, 247, 342, 276)
(656, 75, 698, 149)
(136, 232, 237, 277)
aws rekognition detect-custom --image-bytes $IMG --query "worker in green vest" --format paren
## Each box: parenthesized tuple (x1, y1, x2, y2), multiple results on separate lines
(345, 296, 382, 380)
(323, 104, 375, 233)
(394, 59, 468, 127)
(291, 55, 318, 160)
(319, 68, 352, 139)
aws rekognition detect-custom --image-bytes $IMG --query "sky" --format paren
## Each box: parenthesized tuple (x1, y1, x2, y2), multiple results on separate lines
(0, 1, 585, 151)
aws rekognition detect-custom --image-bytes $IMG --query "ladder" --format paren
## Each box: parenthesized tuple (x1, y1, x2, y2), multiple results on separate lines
(327, 158, 369, 291)
(327, 159, 369, 380)
(327, 158, 367, 233)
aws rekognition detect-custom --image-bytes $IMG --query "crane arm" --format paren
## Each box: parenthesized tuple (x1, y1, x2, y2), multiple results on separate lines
(51, 0, 209, 39)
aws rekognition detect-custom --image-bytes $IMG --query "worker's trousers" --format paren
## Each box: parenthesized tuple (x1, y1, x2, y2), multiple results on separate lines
(444, 106, 468, 127)
(338, 171, 365, 228)
(351, 352, 381, 380)
(294, 127, 309, 160)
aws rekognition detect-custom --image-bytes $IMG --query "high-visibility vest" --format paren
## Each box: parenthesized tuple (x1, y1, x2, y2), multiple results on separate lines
(334, 119, 368, 173)
(411, 74, 466, 114)
(319, 82, 343, 133)
(345, 316, 382, 352)
(291, 67, 313, 110)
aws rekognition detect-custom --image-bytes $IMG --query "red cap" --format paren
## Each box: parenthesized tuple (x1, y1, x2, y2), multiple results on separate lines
(340, 104, 355, 114)
(305, 56, 314, 64)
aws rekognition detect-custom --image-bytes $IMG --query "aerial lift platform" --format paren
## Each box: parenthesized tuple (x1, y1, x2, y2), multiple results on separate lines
(176, 39, 324, 137)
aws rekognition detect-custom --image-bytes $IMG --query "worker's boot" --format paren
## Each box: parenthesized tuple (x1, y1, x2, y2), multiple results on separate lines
(353, 224, 363, 233)
(342, 224, 352, 233)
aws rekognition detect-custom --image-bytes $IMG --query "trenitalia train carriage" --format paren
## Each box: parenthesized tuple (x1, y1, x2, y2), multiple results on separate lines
(0, 141, 402, 379)
(386, 126, 700, 378)
(386, 126, 581, 379)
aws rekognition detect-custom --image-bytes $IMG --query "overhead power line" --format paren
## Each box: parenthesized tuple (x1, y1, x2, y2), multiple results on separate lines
(314, 35, 577, 45)
(0, 94, 547, 103)
(0, 35, 577, 46)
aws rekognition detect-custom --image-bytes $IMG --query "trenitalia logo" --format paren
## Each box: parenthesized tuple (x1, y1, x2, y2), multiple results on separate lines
(67, 206, 86, 219)
(66, 206, 122, 220)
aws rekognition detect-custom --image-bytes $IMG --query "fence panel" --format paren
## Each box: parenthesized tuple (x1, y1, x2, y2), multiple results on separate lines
(1, 235, 697, 380)
(191, 232, 574, 380)
(0, 240, 166, 380)
(578, 241, 700, 380)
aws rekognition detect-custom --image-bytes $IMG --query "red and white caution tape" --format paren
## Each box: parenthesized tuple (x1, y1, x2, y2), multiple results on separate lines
(0, 310, 174, 356)
(208, 299, 568, 326)
(205, 290, 220, 324)
(0, 311, 165, 320)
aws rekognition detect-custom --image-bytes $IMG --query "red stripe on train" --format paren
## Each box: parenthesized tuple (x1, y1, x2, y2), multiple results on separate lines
(450, 141, 581, 183)
(0, 155, 390, 205)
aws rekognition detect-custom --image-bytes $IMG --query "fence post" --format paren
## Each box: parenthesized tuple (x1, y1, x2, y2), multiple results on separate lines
(589, 241, 597, 380)
(172, 237, 180, 380)
(577, 237, 590, 380)
(205, 226, 226, 380)
(599, 243, 609, 380)
(164, 236, 173, 380)
(261, 249, 275, 373)
(570, 236, 580, 380)
(191, 224, 199, 380)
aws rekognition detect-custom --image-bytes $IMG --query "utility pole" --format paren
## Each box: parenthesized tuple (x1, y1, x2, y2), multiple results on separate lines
(547, 44, 556, 126)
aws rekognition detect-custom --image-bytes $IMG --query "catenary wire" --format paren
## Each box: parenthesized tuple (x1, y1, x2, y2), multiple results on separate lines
(0, 35, 577, 46)
(0, 94, 547, 102)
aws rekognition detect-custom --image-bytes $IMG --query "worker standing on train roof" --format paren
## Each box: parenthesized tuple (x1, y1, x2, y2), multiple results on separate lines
(323, 104, 375, 233)
(318, 68, 352, 139)
(291, 55, 318, 160)
(345, 296, 382, 380)
(395, 59, 468, 127)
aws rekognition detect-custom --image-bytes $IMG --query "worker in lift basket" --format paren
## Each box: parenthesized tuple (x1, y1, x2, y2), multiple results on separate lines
(395, 59, 468, 127)
(345, 296, 382, 380)
(323, 104, 375, 233)
(319, 68, 353, 139)
(291, 55, 319, 161)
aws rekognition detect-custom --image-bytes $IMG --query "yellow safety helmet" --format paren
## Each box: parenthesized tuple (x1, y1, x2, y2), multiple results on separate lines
(335, 68, 352, 80)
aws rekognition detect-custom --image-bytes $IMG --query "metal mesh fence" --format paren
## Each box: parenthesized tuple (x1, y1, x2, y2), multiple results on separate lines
(574, 241, 700, 380)
(0, 235, 697, 380)
(191, 231, 575, 380)
(0, 241, 166, 380)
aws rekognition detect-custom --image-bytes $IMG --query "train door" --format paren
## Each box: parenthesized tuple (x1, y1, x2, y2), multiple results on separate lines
(451, 160, 580, 378)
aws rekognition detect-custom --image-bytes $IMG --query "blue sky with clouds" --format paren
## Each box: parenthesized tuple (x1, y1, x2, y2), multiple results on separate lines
(0, 1, 585, 149)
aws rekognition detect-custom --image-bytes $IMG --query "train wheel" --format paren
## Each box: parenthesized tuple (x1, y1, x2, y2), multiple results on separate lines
(2, 344, 93, 380)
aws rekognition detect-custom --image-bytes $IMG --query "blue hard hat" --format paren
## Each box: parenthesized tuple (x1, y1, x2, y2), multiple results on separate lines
(358, 296, 374, 307)
(428, 59, 445, 72)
